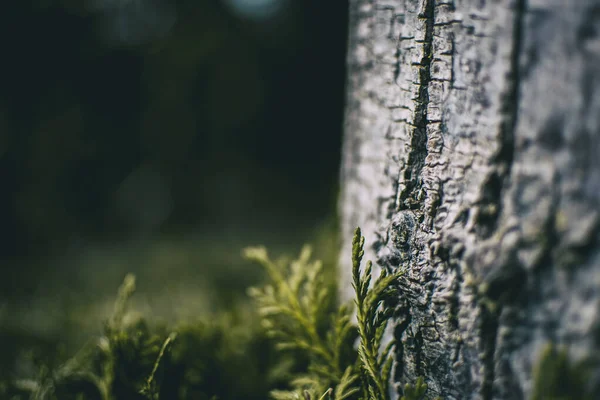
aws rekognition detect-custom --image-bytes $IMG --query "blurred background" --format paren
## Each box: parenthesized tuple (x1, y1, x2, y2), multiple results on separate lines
(0, 0, 348, 363)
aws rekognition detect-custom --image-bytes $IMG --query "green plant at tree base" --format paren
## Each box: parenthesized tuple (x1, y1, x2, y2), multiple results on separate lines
(2, 274, 281, 400)
(246, 227, 432, 400)
(2, 227, 438, 400)
(531, 343, 595, 400)
(400, 377, 428, 400)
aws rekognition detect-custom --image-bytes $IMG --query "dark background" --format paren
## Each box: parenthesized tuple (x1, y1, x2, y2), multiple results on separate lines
(0, 0, 348, 345)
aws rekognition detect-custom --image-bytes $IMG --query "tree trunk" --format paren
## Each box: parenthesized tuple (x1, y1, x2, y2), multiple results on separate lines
(338, 1, 600, 399)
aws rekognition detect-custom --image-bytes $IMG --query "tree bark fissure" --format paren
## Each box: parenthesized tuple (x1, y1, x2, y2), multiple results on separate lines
(479, 2, 528, 399)
(397, 0, 434, 213)
(339, 1, 600, 399)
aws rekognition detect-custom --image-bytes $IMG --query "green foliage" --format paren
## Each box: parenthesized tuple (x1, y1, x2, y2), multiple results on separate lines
(245, 227, 408, 400)
(244, 244, 359, 400)
(531, 343, 594, 400)
(1, 274, 279, 400)
(139, 332, 177, 400)
(400, 377, 428, 400)
(2, 226, 442, 400)
(351, 228, 403, 400)
(3, 274, 174, 400)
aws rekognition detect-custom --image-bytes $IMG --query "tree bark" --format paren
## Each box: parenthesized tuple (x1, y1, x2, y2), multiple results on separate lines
(338, 1, 600, 399)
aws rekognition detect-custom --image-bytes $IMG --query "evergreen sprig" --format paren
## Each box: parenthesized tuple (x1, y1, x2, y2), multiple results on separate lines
(400, 377, 428, 400)
(351, 228, 403, 400)
(246, 227, 406, 400)
(5, 274, 176, 400)
(245, 245, 359, 400)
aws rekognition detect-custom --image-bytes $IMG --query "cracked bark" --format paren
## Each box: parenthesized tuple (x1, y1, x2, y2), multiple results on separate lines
(338, 1, 600, 399)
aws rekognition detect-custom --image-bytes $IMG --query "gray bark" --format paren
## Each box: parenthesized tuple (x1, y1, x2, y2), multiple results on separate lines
(338, 1, 600, 399)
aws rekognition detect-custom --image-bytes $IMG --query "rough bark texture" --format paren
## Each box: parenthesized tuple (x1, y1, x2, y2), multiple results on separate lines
(338, 1, 600, 399)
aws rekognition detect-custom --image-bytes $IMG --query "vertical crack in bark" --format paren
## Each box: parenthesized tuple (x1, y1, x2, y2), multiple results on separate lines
(477, 0, 526, 238)
(394, 301, 412, 383)
(480, 304, 500, 400)
(414, 328, 425, 377)
(449, 265, 461, 332)
(499, 0, 526, 182)
(393, 46, 401, 85)
(398, 0, 434, 211)
(479, 1, 527, 398)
